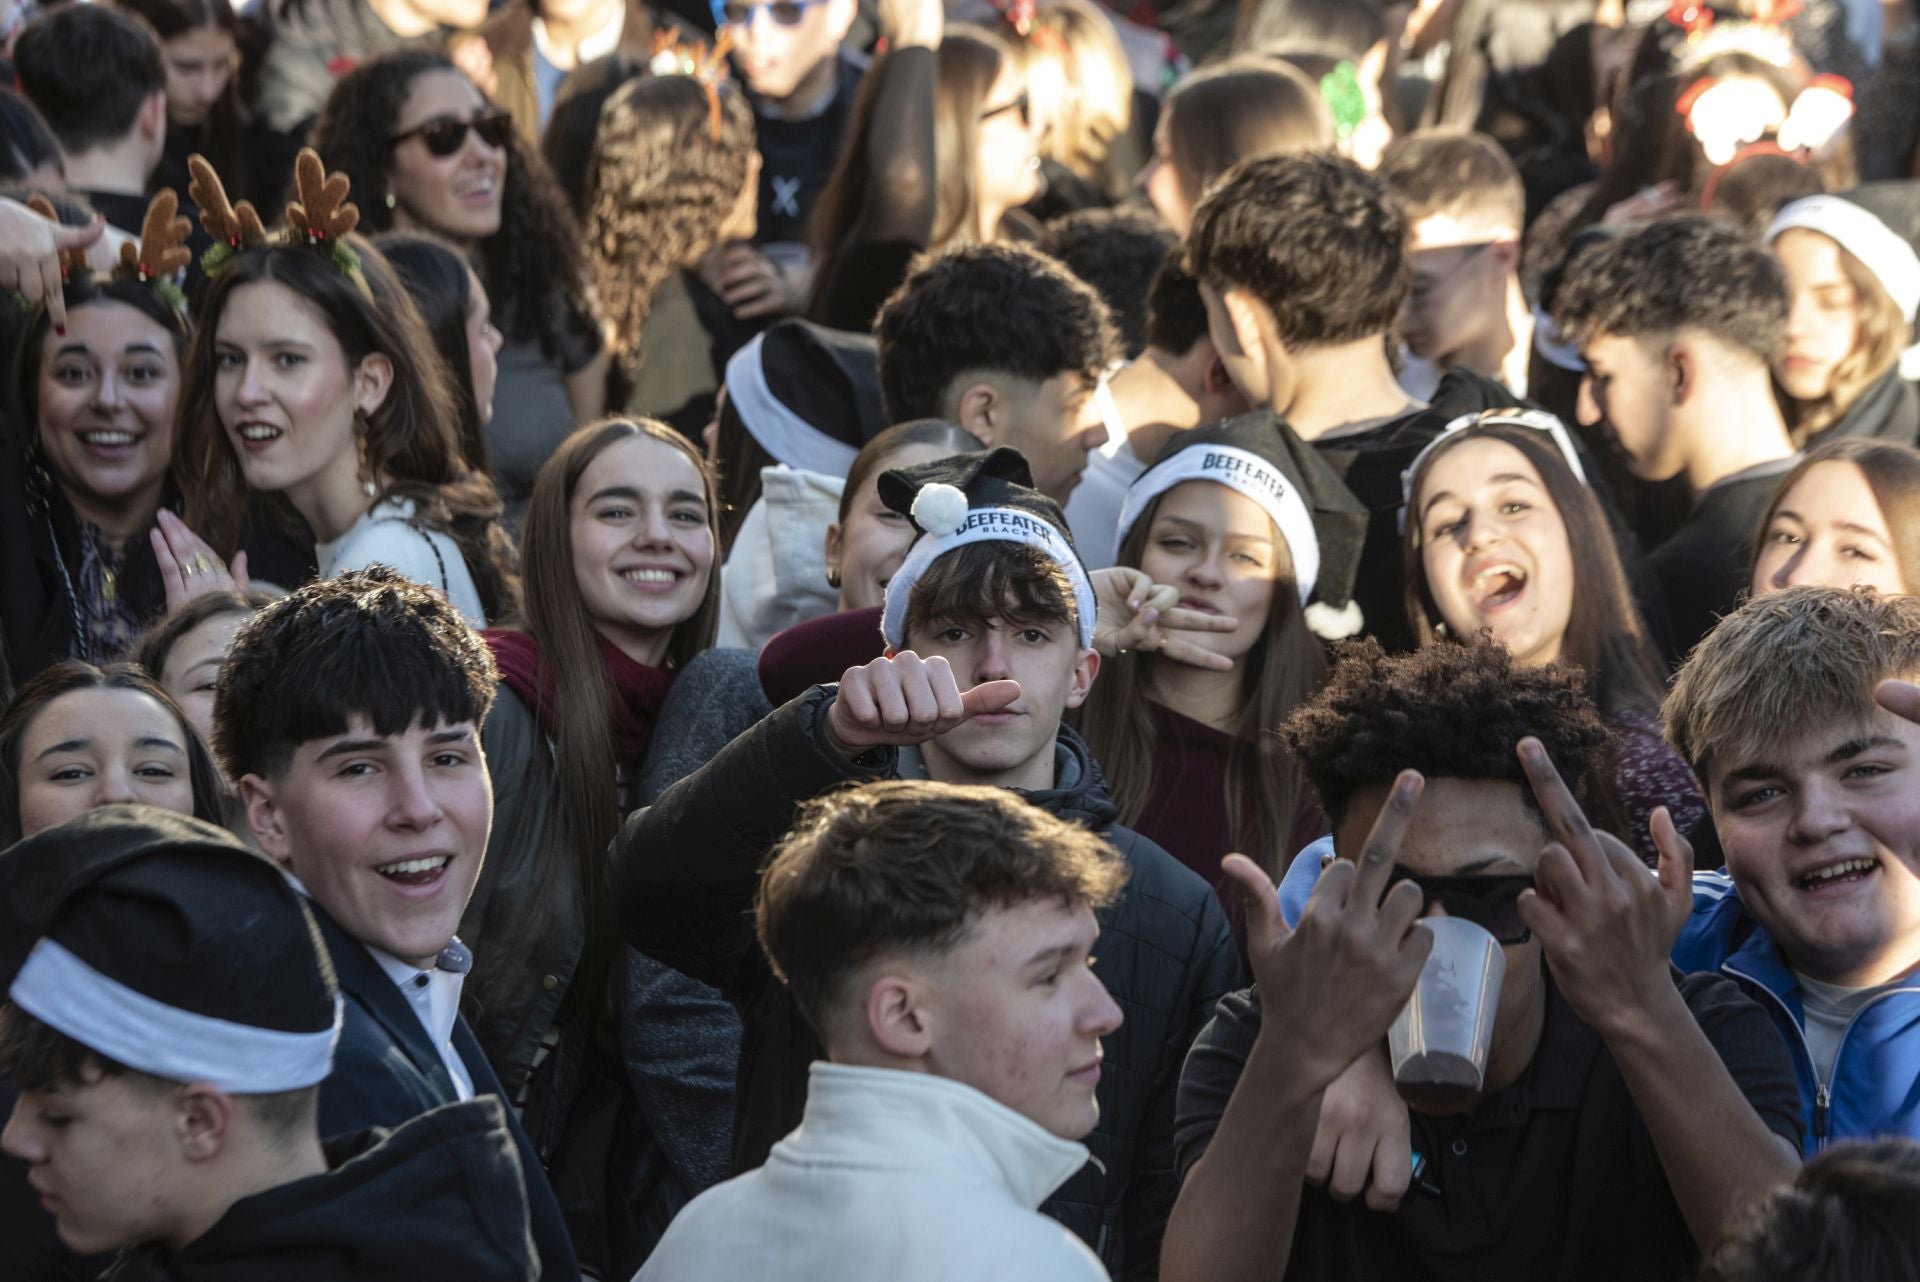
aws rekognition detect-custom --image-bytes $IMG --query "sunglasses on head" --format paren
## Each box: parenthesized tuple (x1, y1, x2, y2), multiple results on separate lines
(390, 111, 514, 158)
(980, 91, 1031, 128)
(1387, 867, 1535, 945)
(714, 0, 827, 25)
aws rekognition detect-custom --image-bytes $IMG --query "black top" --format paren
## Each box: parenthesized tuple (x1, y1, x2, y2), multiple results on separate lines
(1175, 972, 1802, 1282)
(748, 56, 863, 248)
(1649, 458, 1797, 665)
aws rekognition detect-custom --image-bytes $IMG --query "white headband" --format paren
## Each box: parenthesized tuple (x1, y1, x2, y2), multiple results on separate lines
(1116, 445, 1321, 607)
(881, 504, 1098, 649)
(11, 938, 342, 1093)
(1767, 195, 1920, 321)
(723, 333, 862, 478)
(1401, 409, 1589, 512)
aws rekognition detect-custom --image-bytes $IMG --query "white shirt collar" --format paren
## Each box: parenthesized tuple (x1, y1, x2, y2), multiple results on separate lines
(532, 6, 625, 66)
(778, 1063, 1092, 1210)
(367, 943, 469, 1065)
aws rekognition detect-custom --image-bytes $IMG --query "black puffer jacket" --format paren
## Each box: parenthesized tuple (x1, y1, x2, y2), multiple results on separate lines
(610, 685, 1245, 1280)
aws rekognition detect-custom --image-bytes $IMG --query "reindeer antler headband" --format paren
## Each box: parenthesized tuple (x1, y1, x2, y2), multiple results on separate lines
(189, 148, 368, 296)
(23, 189, 193, 318)
(649, 29, 737, 142)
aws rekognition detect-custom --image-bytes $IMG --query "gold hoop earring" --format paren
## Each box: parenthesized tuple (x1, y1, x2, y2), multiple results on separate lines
(355, 412, 376, 499)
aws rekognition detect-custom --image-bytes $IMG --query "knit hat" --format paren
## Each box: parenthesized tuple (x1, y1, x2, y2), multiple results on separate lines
(722, 318, 887, 477)
(1116, 413, 1369, 639)
(1767, 185, 1920, 321)
(878, 447, 1098, 649)
(0, 807, 341, 1093)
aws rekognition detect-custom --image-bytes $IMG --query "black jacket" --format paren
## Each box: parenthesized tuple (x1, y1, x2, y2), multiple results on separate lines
(1813, 367, 1920, 447)
(611, 685, 1245, 1280)
(103, 1098, 537, 1281)
(310, 906, 580, 1281)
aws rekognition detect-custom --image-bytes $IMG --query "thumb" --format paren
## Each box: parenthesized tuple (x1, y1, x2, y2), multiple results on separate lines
(1649, 806, 1695, 937)
(1221, 853, 1289, 952)
(51, 216, 105, 249)
(1877, 678, 1920, 727)
(957, 679, 1021, 719)
(231, 549, 251, 590)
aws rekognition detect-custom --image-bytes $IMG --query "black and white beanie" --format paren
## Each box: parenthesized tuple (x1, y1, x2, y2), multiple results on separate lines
(1767, 185, 1920, 322)
(0, 807, 341, 1092)
(722, 318, 888, 476)
(878, 447, 1098, 649)
(1116, 413, 1370, 639)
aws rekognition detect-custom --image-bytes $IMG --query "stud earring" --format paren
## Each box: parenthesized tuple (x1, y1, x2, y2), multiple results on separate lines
(384, 191, 397, 210)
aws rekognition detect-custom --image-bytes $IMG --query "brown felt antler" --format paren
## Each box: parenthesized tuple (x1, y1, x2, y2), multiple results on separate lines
(24, 194, 93, 280)
(648, 30, 737, 141)
(283, 149, 359, 245)
(121, 189, 194, 280)
(187, 153, 267, 249)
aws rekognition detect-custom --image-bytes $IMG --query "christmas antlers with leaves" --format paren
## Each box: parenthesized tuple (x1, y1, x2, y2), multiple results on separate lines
(189, 147, 368, 291)
(22, 189, 193, 316)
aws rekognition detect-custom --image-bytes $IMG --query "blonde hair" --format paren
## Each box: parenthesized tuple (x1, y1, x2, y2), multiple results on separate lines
(1782, 234, 1910, 444)
(585, 74, 757, 382)
(1665, 585, 1920, 790)
(1034, 0, 1132, 183)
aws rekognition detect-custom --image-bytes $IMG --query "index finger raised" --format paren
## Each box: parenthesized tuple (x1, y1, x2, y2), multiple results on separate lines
(1349, 770, 1424, 905)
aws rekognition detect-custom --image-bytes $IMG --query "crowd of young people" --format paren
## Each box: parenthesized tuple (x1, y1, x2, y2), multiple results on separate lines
(5, 0, 1920, 1278)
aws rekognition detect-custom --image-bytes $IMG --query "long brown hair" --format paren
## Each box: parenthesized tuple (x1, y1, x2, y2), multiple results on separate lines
(1164, 57, 1332, 213)
(1755, 438, 1920, 593)
(807, 28, 1011, 314)
(174, 235, 521, 619)
(514, 418, 720, 925)
(1402, 424, 1667, 718)
(1776, 235, 1910, 444)
(1078, 486, 1325, 880)
(586, 74, 757, 386)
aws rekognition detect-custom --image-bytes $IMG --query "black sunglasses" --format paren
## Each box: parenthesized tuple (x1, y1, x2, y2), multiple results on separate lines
(715, 0, 828, 24)
(1387, 867, 1534, 945)
(980, 91, 1031, 128)
(390, 111, 514, 158)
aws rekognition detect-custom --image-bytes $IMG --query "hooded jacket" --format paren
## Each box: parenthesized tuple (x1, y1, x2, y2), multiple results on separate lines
(639, 1064, 1107, 1282)
(103, 1098, 536, 1282)
(611, 685, 1245, 1280)
(1675, 872, 1920, 1152)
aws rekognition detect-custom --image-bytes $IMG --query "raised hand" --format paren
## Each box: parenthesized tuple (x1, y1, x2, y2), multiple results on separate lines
(151, 508, 250, 613)
(1876, 678, 1920, 727)
(712, 244, 800, 321)
(825, 650, 1020, 753)
(1515, 737, 1694, 1038)
(1231, 770, 1432, 1095)
(0, 199, 105, 333)
(1091, 566, 1240, 673)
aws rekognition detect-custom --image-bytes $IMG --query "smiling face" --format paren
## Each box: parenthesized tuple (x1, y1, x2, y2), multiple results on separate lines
(213, 280, 383, 515)
(15, 688, 197, 839)
(569, 434, 716, 667)
(2, 1066, 186, 1255)
(241, 715, 491, 969)
(1710, 709, 1920, 986)
(1576, 332, 1677, 480)
(36, 300, 179, 536)
(1133, 480, 1281, 666)
(161, 25, 235, 128)
(464, 268, 501, 428)
(386, 70, 506, 244)
(915, 897, 1121, 1139)
(1416, 437, 1577, 667)
(907, 593, 1097, 789)
(1754, 460, 1907, 597)
(1334, 775, 1547, 1112)
(826, 442, 958, 612)
(158, 611, 252, 749)
(1772, 229, 1862, 406)
(974, 61, 1040, 231)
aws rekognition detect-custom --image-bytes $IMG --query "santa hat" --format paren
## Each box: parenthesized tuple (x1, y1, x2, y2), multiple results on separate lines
(1116, 413, 1369, 640)
(1767, 186, 1920, 322)
(0, 807, 341, 1093)
(722, 319, 887, 477)
(878, 447, 1098, 650)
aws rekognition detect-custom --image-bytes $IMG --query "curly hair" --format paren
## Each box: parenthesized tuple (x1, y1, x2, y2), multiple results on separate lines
(307, 51, 599, 369)
(1185, 151, 1409, 350)
(1036, 207, 1175, 359)
(1553, 213, 1788, 361)
(1282, 637, 1615, 824)
(875, 242, 1119, 423)
(586, 74, 757, 384)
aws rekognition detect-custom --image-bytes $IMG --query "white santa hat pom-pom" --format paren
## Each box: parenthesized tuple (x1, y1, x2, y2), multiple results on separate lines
(911, 482, 970, 536)
(1303, 599, 1364, 640)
